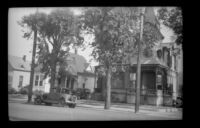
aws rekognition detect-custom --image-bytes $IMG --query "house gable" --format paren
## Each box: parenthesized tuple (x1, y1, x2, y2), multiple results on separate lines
(8, 55, 31, 72)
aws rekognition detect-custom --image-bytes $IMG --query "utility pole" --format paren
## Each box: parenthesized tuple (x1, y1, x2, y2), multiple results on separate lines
(28, 8, 38, 103)
(135, 7, 145, 113)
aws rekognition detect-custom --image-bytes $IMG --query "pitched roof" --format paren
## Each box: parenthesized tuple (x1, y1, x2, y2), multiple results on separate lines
(67, 53, 89, 74)
(77, 71, 95, 77)
(35, 53, 89, 75)
(8, 55, 31, 72)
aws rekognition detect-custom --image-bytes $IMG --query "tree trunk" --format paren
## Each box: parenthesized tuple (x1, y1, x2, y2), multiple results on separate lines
(50, 64, 56, 93)
(28, 29, 37, 103)
(104, 65, 111, 109)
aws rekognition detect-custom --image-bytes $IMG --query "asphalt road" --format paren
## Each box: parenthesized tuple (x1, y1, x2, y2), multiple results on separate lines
(8, 100, 182, 121)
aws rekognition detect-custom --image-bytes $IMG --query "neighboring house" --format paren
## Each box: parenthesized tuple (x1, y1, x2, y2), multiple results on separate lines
(77, 71, 96, 93)
(33, 64, 50, 93)
(33, 52, 95, 93)
(8, 55, 31, 91)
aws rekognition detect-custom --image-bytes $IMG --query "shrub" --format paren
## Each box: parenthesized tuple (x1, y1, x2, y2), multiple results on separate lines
(8, 87, 17, 94)
(19, 85, 29, 95)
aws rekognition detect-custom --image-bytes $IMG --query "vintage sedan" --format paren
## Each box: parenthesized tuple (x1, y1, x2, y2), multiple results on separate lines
(34, 87, 77, 108)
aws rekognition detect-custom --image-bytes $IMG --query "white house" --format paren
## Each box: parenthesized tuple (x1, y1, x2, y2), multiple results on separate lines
(77, 71, 96, 93)
(33, 52, 96, 93)
(8, 55, 31, 91)
(32, 63, 50, 93)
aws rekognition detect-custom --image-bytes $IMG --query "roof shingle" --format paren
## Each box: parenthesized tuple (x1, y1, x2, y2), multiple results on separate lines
(8, 55, 31, 72)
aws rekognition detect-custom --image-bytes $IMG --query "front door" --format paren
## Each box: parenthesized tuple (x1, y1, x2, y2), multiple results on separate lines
(141, 72, 156, 105)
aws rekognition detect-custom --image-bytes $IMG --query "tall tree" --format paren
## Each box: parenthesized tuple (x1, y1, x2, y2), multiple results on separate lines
(157, 7, 182, 45)
(82, 7, 162, 109)
(18, 11, 48, 102)
(37, 9, 84, 92)
(19, 8, 84, 93)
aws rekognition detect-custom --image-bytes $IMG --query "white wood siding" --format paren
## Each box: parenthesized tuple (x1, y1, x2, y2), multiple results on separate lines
(12, 71, 30, 91)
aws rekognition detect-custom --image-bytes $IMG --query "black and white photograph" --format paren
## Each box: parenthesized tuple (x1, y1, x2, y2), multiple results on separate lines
(8, 7, 183, 121)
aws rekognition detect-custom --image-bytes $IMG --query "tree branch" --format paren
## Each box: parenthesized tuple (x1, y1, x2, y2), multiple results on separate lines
(47, 37, 54, 46)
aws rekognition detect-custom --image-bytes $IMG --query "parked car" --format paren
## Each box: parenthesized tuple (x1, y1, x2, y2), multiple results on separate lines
(34, 87, 77, 108)
(8, 87, 17, 94)
(173, 96, 183, 108)
(75, 88, 91, 100)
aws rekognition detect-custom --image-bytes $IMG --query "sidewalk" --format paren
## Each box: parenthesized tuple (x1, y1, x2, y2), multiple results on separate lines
(8, 94, 182, 113)
(77, 100, 182, 113)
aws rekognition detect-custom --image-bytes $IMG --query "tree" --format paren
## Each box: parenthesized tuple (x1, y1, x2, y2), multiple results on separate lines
(18, 11, 47, 102)
(82, 7, 162, 109)
(157, 7, 182, 45)
(19, 8, 84, 93)
(37, 9, 84, 92)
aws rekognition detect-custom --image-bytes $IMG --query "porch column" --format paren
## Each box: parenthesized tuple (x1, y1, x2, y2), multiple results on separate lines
(172, 71, 177, 100)
(156, 67, 163, 106)
(94, 69, 97, 92)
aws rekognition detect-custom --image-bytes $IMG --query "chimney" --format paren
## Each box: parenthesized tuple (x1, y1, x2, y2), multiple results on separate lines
(23, 55, 26, 62)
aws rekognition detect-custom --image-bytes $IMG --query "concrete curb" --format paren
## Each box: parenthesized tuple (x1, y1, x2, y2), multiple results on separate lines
(9, 98, 181, 113)
(79, 103, 182, 113)
(76, 104, 136, 113)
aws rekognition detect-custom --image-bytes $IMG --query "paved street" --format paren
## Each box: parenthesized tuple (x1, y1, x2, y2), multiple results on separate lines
(8, 98, 182, 121)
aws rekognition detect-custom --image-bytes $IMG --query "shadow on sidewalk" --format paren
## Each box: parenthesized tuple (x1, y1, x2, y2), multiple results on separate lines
(78, 99, 182, 112)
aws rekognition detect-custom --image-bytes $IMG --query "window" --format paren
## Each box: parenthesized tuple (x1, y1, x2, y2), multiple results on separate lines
(83, 83, 85, 88)
(130, 73, 136, 88)
(18, 76, 23, 88)
(39, 75, 43, 86)
(8, 75, 13, 83)
(35, 75, 39, 86)
(156, 74, 162, 85)
(157, 50, 162, 59)
(8, 75, 13, 87)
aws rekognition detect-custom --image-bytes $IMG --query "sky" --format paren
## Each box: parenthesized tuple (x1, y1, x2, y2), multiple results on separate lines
(8, 7, 175, 67)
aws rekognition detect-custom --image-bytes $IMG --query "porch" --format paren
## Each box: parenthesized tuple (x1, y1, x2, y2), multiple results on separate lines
(93, 64, 175, 106)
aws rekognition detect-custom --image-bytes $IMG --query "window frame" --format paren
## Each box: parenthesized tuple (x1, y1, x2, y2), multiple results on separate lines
(35, 75, 39, 86)
(18, 75, 23, 88)
(39, 75, 43, 86)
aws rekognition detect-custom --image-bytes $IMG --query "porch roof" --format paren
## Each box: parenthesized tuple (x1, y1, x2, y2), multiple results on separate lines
(130, 56, 167, 66)
(77, 71, 95, 77)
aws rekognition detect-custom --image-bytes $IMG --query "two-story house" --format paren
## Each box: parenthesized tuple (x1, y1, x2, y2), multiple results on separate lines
(93, 7, 183, 106)
(33, 52, 96, 93)
(94, 41, 182, 106)
(8, 55, 31, 91)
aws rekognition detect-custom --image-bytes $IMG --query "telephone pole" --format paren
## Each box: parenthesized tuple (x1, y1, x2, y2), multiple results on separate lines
(135, 7, 145, 113)
(28, 8, 38, 103)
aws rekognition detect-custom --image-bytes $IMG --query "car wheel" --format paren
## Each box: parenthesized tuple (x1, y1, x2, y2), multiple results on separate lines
(34, 98, 41, 105)
(72, 104, 76, 108)
(69, 104, 76, 108)
(59, 98, 65, 107)
(45, 103, 52, 106)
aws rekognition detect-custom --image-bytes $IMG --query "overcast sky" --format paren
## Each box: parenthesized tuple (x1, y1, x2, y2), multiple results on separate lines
(8, 7, 174, 67)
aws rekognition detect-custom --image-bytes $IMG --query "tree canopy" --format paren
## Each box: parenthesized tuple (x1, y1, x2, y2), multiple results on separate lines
(82, 7, 163, 71)
(19, 8, 84, 91)
(157, 7, 182, 45)
(81, 7, 163, 109)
